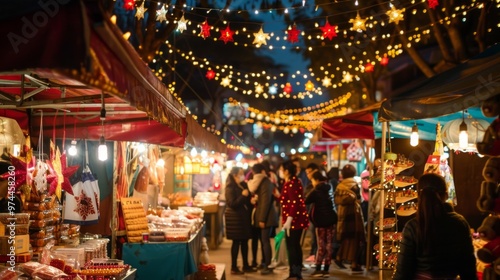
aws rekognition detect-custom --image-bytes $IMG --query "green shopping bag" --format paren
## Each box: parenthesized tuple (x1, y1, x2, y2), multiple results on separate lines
(273, 230, 285, 261)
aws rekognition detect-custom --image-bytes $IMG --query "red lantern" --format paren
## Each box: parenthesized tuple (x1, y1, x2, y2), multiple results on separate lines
(124, 0, 135, 11)
(206, 69, 215, 80)
(380, 55, 389, 66)
(428, 0, 439, 9)
(287, 25, 300, 43)
(284, 83, 293, 94)
(365, 63, 374, 72)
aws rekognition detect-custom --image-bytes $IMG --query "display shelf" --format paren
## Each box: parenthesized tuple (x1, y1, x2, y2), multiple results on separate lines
(396, 208, 417, 216)
(395, 195, 418, 204)
(394, 160, 414, 174)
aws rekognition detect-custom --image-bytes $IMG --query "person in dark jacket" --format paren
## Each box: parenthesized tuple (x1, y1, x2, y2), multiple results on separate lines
(224, 166, 255, 275)
(393, 173, 477, 280)
(305, 172, 338, 277)
(248, 163, 279, 275)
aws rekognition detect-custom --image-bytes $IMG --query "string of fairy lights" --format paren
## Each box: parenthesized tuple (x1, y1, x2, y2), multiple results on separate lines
(116, 0, 500, 152)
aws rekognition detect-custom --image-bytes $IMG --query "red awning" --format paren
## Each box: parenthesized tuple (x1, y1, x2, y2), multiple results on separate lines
(315, 111, 375, 141)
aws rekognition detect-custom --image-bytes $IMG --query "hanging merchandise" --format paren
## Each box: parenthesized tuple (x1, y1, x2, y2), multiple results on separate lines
(63, 140, 100, 225)
(347, 139, 363, 162)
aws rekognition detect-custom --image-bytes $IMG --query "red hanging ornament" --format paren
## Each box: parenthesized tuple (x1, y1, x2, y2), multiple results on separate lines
(124, 0, 135, 11)
(320, 21, 337, 40)
(199, 20, 211, 39)
(428, 0, 439, 9)
(219, 25, 234, 44)
(206, 69, 215, 80)
(365, 63, 374, 73)
(284, 83, 293, 94)
(380, 55, 389, 66)
(286, 25, 300, 43)
(0, 153, 35, 190)
(46, 141, 79, 200)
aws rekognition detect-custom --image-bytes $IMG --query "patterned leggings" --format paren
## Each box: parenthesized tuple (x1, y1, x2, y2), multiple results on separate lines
(315, 225, 335, 266)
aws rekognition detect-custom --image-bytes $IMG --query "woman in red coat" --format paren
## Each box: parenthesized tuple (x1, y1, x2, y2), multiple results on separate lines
(279, 160, 309, 280)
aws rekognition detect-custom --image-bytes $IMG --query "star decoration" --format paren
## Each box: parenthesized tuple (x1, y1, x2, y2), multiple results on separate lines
(199, 20, 211, 39)
(286, 25, 300, 43)
(124, 0, 135, 11)
(322, 77, 332, 87)
(386, 6, 405, 25)
(428, 0, 439, 9)
(0, 152, 35, 191)
(253, 27, 270, 47)
(284, 83, 293, 94)
(135, 2, 146, 20)
(156, 5, 167, 23)
(269, 85, 278, 95)
(305, 80, 315, 91)
(350, 13, 367, 32)
(365, 63, 375, 73)
(46, 141, 79, 200)
(255, 84, 264, 94)
(380, 55, 389, 66)
(206, 69, 215, 80)
(342, 72, 353, 83)
(177, 15, 187, 33)
(320, 21, 337, 40)
(219, 25, 234, 44)
(221, 77, 231, 87)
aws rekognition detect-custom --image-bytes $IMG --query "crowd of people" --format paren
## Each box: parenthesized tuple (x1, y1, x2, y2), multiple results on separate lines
(223, 158, 477, 280)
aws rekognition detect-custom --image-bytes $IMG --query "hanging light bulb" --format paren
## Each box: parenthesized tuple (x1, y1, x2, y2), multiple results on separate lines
(190, 147, 198, 157)
(458, 119, 468, 149)
(68, 139, 78, 156)
(410, 123, 419, 147)
(98, 136, 108, 161)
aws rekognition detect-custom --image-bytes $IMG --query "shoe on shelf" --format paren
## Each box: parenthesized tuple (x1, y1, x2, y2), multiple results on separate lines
(261, 268, 274, 275)
(305, 255, 316, 262)
(311, 270, 324, 278)
(231, 267, 245, 275)
(243, 266, 257, 273)
(351, 266, 364, 273)
(333, 260, 346, 269)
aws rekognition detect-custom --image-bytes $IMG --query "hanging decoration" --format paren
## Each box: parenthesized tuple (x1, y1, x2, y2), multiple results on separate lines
(0, 152, 35, 191)
(253, 27, 270, 47)
(342, 72, 353, 83)
(219, 25, 235, 44)
(365, 63, 374, 73)
(386, 6, 405, 25)
(320, 21, 337, 40)
(349, 12, 367, 32)
(221, 77, 231, 87)
(46, 141, 79, 200)
(428, 0, 439, 9)
(255, 84, 264, 94)
(286, 24, 300, 43)
(322, 76, 332, 87)
(284, 83, 293, 94)
(156, 5, 168, 22)
(177, 15, 188, 33)
(199, 20, 211, 39)
(124, 0, 135, 11)
(305, 80, 315, 92)
(380, 55, 389, 66)
(135, 2, 146, 20)
(205, 69, 216, 80)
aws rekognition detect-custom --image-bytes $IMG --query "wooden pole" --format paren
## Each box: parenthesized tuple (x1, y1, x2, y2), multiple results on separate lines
(378, 122, 388, 279)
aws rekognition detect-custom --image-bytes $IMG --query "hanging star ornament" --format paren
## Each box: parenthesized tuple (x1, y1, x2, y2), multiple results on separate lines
(0, 153, 35, 191)
(199, 20, 211, 39)
(386, 6, 405, 25)
(124, 0, 135, 11)
(428, 0, 439, 9)
(322, 77, 332, 87)
(305, 80, 315, 92)
(350, 13, 367, 32)
(219, 25, 234, 44)
(283, 83, 293, 94)
(177, 15, 187, 33)
(320, 21, 337, 40)
(135, 2, 147, 20)
(46, 141, 79, 200)
(253, 27, 270, 47)
(255, 84, 264, 94)
(221, 77, 231, 87)
(286, 25, 300, 43)
(156, 5, 167, 22)
(206, 69, 215, 80)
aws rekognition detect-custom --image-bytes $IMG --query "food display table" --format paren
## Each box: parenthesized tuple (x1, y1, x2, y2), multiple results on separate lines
(197, 202, 225, 250)
(122, 228, 202, 280)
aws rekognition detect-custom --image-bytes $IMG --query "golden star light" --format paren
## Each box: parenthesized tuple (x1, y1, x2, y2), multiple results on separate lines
(342, 72, 353, 83)
(255, 84, 264, 94)
(305, 80, 315, 91)
(253, 27, 270, 47)
(322, 77, 332, 87)
(177, 15, 187, 33)
(386, 6, 405, 25)
(221, 77, 231, 87)
(156, 5, 167, 22)
(349, 13, 367, 32)
(135, 2, 147, 20)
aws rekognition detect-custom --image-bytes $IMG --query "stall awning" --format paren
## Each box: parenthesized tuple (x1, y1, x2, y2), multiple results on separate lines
(185, 115, 227, 154)
(311, 111, 375, 147)
(378, 44, 500, 122)
(0, 0, 189, 147)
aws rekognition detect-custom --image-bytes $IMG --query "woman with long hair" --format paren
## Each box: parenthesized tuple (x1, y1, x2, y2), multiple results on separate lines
(393, 173, 476, 279)
(224, 167, 255, 274)
(279, 160, 309, 280)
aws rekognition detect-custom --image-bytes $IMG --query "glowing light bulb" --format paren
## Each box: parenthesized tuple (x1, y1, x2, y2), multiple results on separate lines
(410, 124, 419, 147)
(98, 136, 108, 161)
(458, 121, 468, 149)
(68, 140, 77, 156)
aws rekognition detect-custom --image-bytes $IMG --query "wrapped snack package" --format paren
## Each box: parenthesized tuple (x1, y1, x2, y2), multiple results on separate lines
(19, 261, 45, 276)
(32, 265, 66, 280)
(0, 265, 21, 280)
